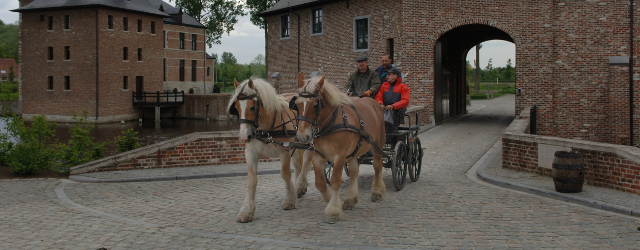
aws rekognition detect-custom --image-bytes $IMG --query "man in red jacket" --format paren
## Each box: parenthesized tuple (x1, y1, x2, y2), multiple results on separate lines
(375, 68, 410, 128)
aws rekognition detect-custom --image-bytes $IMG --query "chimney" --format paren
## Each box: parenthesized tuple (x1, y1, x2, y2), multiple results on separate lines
(178, 8, 183, 23)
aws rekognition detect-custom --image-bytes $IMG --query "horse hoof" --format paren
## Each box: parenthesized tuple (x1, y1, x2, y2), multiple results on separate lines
(343, 198, 358, 210)
(324, 214, 342, 223)
(371, 193, 383, 202)
(296, 187, 307, 198)
(236, 214, 253, 223)
(283, 202, 296, 210)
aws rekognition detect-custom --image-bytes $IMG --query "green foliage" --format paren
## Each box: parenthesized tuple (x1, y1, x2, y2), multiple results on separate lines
(0, 115, 57, 175)
(8, 65, 15, 82)
(214, 53, 266, 84)
(221, 52, 237, 65)
(171, 0, 244, 47)
(245, 0, 278, 29)
(52, 112, 108, 173)
(0, 20, 19, 62)
(114, 129, 141, 153)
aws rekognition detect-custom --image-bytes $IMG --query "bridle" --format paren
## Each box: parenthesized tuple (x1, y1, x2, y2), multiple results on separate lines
(235, 84, 261, 131)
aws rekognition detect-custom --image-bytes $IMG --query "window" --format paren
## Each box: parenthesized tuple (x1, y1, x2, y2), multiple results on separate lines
(192, 34, 197, 50)
(163, 58, 166, 81)
(179, 60, 185, 81)
(2, 77, 6, 81)
(207, 67, 210, 77)
(64, 76, 70, 90)
(311, 8, 322, 34)
(123, 17, 128, 31)
(137, 19, 142, 32)
(353, 16, 369, 51)
(48, 76, 53, 90)
(151, 21, 155, 34)
(40, 15, 45, 22)
(64, 15, 70, 29)
(123, 47, 128, 60)
(48, 47, 53, 60)
(108, 15, 113, 29)
(48, 16, 53, 30)
(123, 76, 128, 89)
(280, 14, 290, 38)
(163, 31, 166, 48)
(64, 46, 70, 60)
(191, 60, 197, 81)
(179, 33, 185, 49)
(137, 48, 142, 61)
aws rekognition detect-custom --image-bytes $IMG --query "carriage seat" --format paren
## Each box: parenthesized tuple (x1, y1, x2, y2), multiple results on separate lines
(397, 125, 420, 131)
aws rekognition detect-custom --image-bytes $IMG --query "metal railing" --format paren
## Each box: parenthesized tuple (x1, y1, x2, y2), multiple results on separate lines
(132, 91, 185, 107)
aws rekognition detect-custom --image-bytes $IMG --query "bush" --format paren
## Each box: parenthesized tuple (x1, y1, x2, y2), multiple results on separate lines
(1, 115, 57, 175)
(189, 88, 194, 94)
(114, 128, 141, 153)
(52, 112, 108, 173)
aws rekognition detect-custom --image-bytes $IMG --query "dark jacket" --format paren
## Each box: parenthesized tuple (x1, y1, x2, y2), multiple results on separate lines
(343, 67, 381, 97)
(374, 66, 402, 84)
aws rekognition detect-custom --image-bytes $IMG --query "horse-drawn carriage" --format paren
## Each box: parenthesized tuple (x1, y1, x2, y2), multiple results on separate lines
(323, 112, 423, 191)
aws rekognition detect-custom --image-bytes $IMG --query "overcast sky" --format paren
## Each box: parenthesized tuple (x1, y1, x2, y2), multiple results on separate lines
(1, 1, 514, 67)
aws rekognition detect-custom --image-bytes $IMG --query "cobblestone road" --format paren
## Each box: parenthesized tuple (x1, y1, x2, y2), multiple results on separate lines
(2, 95, 639, 249)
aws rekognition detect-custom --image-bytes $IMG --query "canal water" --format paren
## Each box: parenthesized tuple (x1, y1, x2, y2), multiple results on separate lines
(0, 118, 239, 156)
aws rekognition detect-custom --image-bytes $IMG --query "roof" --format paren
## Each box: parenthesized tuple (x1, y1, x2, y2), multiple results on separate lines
(205, 53, 215, 60)
(257, 0, 341, 17)
(146, 0, 205, 28)
(12, 0, 170, 17)
(0, 58, 18, 77)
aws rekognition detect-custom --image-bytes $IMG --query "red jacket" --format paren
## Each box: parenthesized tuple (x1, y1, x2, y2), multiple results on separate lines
(374, 78, 410, 110)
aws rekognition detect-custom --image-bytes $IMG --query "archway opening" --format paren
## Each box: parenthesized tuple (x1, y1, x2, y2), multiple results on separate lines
(434, 24, 514, 124)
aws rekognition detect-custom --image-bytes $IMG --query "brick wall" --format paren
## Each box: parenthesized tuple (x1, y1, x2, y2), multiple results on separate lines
(163, 93, 234, 120)
(264, 0, 640, 145)
(163, 24, 212, 94)
(70, 132, 276, 175)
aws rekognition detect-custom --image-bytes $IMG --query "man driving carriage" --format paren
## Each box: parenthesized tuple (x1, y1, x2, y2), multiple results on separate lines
(343, 56, 381, 97)
(374, 68, 410, 132)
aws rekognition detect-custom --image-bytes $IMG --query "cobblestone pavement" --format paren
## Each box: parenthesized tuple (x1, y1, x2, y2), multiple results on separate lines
(2, 95, 640, 249)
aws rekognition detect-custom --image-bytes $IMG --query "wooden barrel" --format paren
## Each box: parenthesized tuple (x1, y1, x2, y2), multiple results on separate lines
(552, 151, 584, 193)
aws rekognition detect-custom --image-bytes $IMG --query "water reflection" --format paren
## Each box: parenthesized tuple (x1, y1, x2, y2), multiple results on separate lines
(0, 118, 238, 156)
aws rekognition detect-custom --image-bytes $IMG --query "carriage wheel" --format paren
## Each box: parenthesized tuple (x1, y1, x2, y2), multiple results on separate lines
(391, 141, 407, 191)
(324, 161, 333, 185)
(409, 137, 423, 182)
(343, 163, 350, 177)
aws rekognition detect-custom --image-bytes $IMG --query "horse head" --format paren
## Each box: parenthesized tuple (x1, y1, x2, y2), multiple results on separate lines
(292, 73, 328, 143)
(228, 78, 260, 142)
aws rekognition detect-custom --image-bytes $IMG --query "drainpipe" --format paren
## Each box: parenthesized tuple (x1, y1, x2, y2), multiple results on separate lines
(631, 0, 635, 146)
(95, 8, 99, 121)
(292, 10, 300, 74)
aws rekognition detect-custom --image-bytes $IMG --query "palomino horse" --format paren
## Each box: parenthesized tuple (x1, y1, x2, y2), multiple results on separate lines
(290, 73, 386, 223)
(227, 78, 312, 223)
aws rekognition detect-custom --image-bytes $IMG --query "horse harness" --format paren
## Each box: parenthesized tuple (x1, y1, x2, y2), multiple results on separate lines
(233, 84, 297, 145)
(287, 84, 389, 160)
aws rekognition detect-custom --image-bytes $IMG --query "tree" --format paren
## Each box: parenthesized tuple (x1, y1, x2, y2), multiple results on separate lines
(250, 54, 266, 78)
(501, 58, 515, 81)
(474, 43, 483, 92)
(245, 0, 279, 77)
(0, 20, 19, 62)
(221, 52, 237, 65)
(171, 0, 244, 47)
(8, 65, 14, 83)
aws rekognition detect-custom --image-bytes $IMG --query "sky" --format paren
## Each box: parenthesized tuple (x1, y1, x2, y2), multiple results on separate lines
(0, 1, 515, 67)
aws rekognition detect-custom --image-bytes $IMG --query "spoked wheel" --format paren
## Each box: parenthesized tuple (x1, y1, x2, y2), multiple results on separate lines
(343, 163, 350, 177)
(391, 141, 408, 191)
(324, 161, 333, 185)
(409, 137, 423, 182)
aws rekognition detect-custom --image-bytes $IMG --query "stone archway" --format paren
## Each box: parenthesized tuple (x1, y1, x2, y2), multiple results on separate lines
(431, 21, 516, 124)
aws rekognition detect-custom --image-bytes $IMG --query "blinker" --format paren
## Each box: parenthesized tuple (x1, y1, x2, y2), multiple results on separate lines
(289, 96, 298, 111)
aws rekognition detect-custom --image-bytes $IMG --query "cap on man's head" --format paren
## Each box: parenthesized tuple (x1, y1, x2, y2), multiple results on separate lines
(356, 56, 368, 62)
(387, 68, 399, 75)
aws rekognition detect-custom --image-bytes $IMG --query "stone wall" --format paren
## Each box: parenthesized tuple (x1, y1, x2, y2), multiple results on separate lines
(503, 108, 640, 194)
(162, 93, 234, 120)
(70, 132, 276, 175)
(0, 100, 21, 115)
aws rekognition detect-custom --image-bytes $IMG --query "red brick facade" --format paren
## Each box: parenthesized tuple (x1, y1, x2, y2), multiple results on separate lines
(163, 24, 214, 94)
(262, 0, 640, 146)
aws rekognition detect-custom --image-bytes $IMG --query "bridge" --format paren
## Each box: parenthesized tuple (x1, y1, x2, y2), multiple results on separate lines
(132, 91, 185, 121)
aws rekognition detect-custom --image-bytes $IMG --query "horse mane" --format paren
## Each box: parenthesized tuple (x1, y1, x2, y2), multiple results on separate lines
(226, 78, 283, 114)
(302, 75, 352, 107)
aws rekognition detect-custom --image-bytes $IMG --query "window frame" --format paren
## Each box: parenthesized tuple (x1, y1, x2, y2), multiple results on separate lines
(123, 17, 128, 31)
(48, 76, 54, 90)
(64, 46, 70, 60)
(163, 58, 166, 81)
(191, 60, 197, 81)
(64, 15, 70, 29)
(64, 76, 70, 91)
(48, 16, 53, 30)
(151, 21, 156, 34)
(280, 14, 290, 39)
(179, 33, 185, 49)
(353, 15, 370, 52)
(179, 59, 185, 81)
(137, 19, 142, 33)
(137, 48, 142, 61)
(123, 76, 128, 90)
(48, 47, 54, 61)
(108, 15, 113, 30)
(123, 47, 128, 61)
(310, 8, 323, 36)
(192, 34, 197, 50)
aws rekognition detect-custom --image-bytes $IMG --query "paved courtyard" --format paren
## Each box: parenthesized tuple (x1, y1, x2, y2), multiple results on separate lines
(1, 95, 640, 249)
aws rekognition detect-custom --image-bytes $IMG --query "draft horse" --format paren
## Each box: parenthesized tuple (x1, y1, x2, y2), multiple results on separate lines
(227, 78, 312, 223)
(289, 73, 387, 223)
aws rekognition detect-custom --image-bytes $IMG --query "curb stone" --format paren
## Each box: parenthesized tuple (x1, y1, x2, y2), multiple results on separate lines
(476, 140, 640, 218)
(69, 169, 286, 183)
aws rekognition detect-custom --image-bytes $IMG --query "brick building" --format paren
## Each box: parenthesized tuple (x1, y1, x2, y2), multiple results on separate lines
(258, 0, 640, 147)
(14, 0, 214, 123)
(0, 58, 18, 83)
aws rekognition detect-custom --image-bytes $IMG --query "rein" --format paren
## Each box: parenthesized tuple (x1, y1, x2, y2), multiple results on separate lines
(234, 86, 297, 144)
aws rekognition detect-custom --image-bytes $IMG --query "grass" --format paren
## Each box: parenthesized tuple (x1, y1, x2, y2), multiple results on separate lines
(468, 82, 515, 100)
(0, 93, 18, 101)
